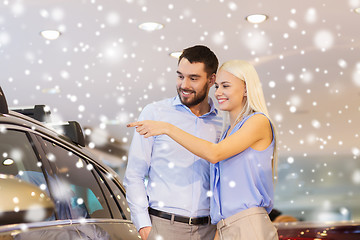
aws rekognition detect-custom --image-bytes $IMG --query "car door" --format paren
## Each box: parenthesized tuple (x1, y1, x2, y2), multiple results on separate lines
(32, 133, 139, 239)
(0, 123, 139, 239)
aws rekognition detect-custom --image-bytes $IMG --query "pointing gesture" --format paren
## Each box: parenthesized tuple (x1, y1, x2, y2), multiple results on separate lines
(127, 120, 170, 138)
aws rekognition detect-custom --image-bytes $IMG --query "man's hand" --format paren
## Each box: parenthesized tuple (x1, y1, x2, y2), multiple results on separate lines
(139, 226, 152, 240)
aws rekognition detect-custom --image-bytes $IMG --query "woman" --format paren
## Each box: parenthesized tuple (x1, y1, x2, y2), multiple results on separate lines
(128, 60, 279, 240)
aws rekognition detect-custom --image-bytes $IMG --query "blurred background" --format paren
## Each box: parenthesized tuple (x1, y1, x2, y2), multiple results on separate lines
(1, 0, 360, 222)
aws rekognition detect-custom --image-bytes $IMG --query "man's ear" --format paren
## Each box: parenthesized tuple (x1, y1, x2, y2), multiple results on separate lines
(209, 73, 216, 87)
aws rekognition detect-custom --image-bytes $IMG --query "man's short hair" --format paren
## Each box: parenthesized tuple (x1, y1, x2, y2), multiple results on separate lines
(178, 45, 218, 77)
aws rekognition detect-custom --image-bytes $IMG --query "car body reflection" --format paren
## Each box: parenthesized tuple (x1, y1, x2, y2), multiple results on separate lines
(276, 221, 360, 239)
(0, 219, 139, 240)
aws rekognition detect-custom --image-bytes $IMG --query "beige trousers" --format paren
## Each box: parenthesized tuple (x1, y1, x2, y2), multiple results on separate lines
(148, 215, 216, 240)
(216, 207, 279, 240)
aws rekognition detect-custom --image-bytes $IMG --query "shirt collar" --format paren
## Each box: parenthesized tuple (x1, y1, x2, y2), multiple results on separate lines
(172, 95, 218, 116)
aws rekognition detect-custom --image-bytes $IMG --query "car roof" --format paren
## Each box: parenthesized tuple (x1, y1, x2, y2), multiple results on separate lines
(1, 110, 123, 185)
(0, 86, 124, 188)
(1, 110, 80, 148)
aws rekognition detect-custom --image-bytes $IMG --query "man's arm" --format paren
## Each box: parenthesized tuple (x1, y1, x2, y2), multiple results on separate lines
(123, 105, 155, 232)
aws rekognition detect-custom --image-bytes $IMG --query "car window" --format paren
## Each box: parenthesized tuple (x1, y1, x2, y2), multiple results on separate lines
(98, 169, 131, 220)
(0, 129, 56, 221)
(91, 168, 124, 219)
(0, 129, 43, 177)
(41, 138, 112, 219)
(0, 129, 49, 189)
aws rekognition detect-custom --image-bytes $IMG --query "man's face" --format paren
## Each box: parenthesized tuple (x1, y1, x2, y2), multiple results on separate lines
(176, 58, 212, 108)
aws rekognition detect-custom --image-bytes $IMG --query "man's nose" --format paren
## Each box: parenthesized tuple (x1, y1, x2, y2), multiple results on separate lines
(181, 78, 191, 89)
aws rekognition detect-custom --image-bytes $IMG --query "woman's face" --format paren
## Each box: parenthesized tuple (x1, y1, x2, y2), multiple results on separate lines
(214, 69, 247, 113)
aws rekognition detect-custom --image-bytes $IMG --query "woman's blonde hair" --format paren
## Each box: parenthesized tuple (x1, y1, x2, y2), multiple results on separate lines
(219, 60, 278, 180)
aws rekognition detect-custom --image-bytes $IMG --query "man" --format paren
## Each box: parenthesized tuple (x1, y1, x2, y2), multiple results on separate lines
(124, 45, 223, 240)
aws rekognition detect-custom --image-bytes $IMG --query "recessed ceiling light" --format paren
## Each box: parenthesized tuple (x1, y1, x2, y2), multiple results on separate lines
(245, 14, 268, 24)
(42, 87, 61, 94)
(40, 30, 61, 40)
(355, 8, 360, 14)
(138, 22, 164, 32)
(3, 158, 14, 166)
(169, 51, 182, 59)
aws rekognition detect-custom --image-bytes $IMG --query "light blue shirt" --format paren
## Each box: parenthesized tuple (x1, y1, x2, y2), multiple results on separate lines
(210, 112, 275, 224)
(124, 96, 223, 231)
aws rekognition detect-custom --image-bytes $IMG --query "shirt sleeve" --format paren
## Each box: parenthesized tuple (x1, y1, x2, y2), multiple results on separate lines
(123, 104, 155, 231)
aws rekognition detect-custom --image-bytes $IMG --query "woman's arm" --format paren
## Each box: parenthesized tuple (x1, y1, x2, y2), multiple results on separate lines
(127, 114, 271, 164)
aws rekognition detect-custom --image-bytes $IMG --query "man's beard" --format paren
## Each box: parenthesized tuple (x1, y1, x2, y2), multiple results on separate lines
(177, 83, 209, 108)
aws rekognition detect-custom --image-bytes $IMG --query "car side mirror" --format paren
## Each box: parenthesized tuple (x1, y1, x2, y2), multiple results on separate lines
(0, 175, 55, 225)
